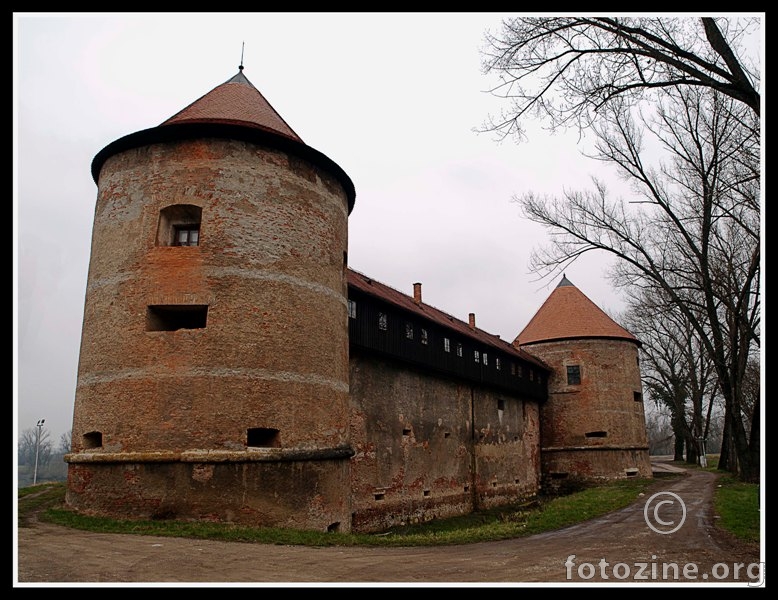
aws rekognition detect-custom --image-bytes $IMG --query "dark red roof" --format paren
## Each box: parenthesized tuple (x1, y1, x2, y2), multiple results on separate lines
(514, 275, 639, 346)
(347, 268, 548, 368)
(161, 69, 302, 142)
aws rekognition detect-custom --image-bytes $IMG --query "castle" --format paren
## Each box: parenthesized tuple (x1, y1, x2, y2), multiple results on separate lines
(65, 67, 651, 533)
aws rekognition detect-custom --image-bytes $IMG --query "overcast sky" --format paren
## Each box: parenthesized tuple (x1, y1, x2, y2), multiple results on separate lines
(14, 13, 760, 446)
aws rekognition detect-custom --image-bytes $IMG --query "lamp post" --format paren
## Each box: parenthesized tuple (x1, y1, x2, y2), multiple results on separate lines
(33, 418, 45, 485)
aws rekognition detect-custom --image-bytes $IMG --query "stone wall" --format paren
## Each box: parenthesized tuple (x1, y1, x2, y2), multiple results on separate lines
(68, 137, 353, 530)
(521, 338, 652, 487)
(348, 352, 541, 533)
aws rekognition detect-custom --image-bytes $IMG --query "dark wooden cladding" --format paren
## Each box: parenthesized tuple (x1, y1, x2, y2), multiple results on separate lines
(348, 289, 548, 401)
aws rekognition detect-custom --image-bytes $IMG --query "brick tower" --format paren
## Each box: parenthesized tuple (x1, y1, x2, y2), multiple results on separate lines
(513, 275, 652, 488)
(66, 67, 357, 531)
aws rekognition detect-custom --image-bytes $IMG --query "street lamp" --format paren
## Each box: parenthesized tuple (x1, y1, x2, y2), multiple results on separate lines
(33, 418, 45, 485)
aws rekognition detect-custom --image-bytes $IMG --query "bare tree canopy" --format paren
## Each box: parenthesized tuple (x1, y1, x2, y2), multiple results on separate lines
(480, 16, 761, 141)
(514, 82, 759, 481)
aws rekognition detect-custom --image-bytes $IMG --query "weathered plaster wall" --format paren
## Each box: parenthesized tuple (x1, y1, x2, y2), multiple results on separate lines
(348, 352, 541, 532)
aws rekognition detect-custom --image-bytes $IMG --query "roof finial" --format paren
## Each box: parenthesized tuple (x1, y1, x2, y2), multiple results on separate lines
(239, 41, 245, 71)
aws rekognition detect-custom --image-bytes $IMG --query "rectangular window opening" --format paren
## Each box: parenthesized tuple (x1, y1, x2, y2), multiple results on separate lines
(585, 431, 608, 438)
(567, 365, 581, 385)
(174, 225, 200, 246)
(378, 312, 387, 331)
(247, 427, 281, 448)
(444, 337, 451, 352)
(347, 299, 357, 319)
(146, 305, 208, 331)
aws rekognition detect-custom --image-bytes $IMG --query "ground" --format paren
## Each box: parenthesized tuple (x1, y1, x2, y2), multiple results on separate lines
(15, 458, 762, 586)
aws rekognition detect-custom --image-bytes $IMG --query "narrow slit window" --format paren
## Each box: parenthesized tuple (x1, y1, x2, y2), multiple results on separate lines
(443, 338, 451, 352)
(420, 328, 428, 345)
(378, 312, 387, 331)
(405, 322, 414, 339)
(347, 299, 357, 319)
(456, 343, 463, 357)
(483, 353, 488, 366)
(474, 350, 480, 363)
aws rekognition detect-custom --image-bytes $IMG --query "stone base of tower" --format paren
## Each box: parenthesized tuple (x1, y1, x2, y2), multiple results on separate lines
(540, 446, 652, 494)
(64, 448, 354, 533)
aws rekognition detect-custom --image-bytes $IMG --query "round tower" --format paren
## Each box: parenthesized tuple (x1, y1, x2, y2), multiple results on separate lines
(66, 67, 356, 532)
(514, 276, 652, 488)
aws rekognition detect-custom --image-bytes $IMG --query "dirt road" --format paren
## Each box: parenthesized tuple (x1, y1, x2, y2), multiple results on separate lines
(15, 460, 763, 586)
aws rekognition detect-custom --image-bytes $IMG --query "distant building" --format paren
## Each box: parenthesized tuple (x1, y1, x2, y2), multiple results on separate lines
(65, 67, 651, 533)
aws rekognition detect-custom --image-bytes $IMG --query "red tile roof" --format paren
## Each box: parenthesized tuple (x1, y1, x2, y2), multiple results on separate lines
(160, 68, 302, 143)
(514, 275, 639, 346)
(347, 268, 548, 368)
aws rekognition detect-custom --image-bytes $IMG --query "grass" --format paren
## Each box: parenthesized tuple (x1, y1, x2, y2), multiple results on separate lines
(17, 462, 759, 548)
(17, 477, 659, 547)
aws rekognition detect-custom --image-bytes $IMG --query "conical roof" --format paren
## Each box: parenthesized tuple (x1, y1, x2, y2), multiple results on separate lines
(160, 67, 302, 142)
(91, 65, 355, 213)
(514, 275, 639, 346)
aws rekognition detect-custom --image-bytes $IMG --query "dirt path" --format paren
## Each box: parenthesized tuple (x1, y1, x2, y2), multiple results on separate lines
(15, 460, 763, 586)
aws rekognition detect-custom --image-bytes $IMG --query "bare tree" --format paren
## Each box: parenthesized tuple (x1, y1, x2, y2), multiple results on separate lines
(58, 430, 72, 455)
(644, 403, 675, 456)
(18, 427, 52, 468)
(622, 288, 720, 465)
(514, 83, 759, 482)
(480, 16, 761, 142)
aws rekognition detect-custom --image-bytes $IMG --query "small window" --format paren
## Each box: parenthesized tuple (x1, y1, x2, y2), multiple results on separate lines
(567, 365, 581, 385)
(347, 299, 357, 319)
(405, 322, 414, 340)
(83, 431, 102, 449)
(146, 305, 208, 331)
(634, 391, 643, 402)
(378, 312, 387, 331)
(474, 350, 480, 363)
(495, 357, 501, 370)
(510, 363, 516, 376)
(483, 353, 488, 366)
(444, 338, 451, 352)
(456, 343, 463, 357)
(156, 204, 202, 247)
(174, 226, 200, 246)
(247, 427, 281, 447)
(421, 328, 428, 345)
